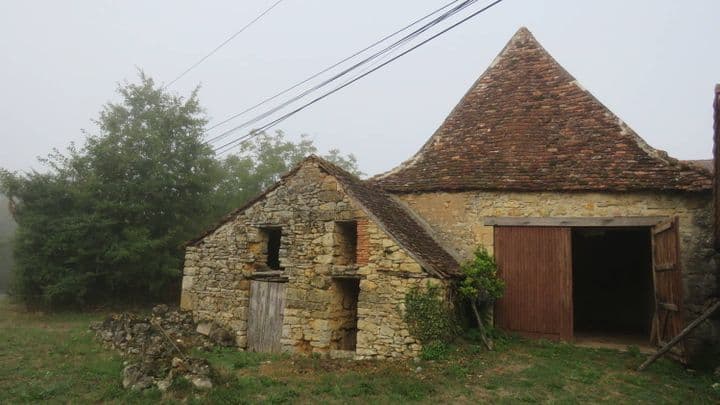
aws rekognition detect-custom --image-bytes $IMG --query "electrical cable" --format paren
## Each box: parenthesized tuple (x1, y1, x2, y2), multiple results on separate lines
(203, 0, 464, 135)
(213, 0, 505, 155)
(208, 0, 479, 147)
(164, 0, 285, 89)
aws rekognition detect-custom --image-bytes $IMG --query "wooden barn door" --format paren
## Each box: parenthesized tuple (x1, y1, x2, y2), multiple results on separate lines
(650, 217, 685, 357)
(247, 281, 286, 353)
(494, 226, 573, 340)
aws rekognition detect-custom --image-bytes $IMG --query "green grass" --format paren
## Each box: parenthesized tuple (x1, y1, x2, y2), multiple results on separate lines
(1, 297, 718, 404)
(0, 298, 162, 404)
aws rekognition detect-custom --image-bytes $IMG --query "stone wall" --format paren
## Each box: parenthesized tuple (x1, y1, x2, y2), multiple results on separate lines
(397, 190, 718, 360)
(181, 161, 446, 359)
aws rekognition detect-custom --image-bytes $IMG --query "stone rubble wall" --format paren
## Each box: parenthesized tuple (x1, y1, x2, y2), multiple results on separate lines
(182, 161, 446, 359)
(397, 190, 718, 360)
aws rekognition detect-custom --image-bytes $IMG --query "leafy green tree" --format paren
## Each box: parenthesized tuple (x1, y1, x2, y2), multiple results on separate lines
(212, 131, 362, 216)
(0, 73, 363, 308)
(0, 74, 220, 306)
(458, 247, 505, 350)
(322, 148, 361, 175)
(0, 195, 16, 294)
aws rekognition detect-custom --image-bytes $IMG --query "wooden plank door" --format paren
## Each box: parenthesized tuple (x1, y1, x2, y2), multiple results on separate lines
(494, 226, 573, 340)
(650, 217, 684, 357)
(247, 280, 286, 353)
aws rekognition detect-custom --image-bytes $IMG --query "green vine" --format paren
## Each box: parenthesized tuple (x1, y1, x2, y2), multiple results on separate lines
(404, 283, 459, 344)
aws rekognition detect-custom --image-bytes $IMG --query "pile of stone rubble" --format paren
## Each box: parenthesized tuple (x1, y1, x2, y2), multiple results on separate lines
(90, 304, 235, 391)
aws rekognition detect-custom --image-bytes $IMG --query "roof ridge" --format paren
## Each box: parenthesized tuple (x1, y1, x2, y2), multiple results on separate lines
(371, 27, 542, 182)
(372, 27, 712, 192)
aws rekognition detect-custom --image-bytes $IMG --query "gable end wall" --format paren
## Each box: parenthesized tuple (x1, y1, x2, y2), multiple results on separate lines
(181, 162, 446, 359)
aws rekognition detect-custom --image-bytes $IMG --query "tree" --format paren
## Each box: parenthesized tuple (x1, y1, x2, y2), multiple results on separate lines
(0, 195, 16, 294)
(0, 74, 220, 306)
(212, 131, 362, 216)
(458, 247, 505, 350)
(1, 73, 363, 308)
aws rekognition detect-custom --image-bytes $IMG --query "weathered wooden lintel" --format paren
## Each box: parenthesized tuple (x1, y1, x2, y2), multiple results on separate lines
(251, 223, 284, 229)
(331, 274, 363, 280)
(376, 269, 428, 279)
(249, 270, 288, 282)
(484, 216, 669, 228)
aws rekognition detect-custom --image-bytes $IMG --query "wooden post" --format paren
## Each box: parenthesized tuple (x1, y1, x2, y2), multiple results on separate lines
(470, 300, 493, 350)
(637, 301, 720, 371)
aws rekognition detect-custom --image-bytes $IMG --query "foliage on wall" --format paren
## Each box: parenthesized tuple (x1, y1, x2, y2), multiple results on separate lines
(404, 283, 459, 345)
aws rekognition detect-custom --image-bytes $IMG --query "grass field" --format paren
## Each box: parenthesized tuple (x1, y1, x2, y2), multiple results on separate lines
(1, 298, 718, 404)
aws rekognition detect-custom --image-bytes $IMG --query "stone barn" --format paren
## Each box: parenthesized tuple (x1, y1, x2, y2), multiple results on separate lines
(182, 157, 460, 359)
(182, 27, 718, 362)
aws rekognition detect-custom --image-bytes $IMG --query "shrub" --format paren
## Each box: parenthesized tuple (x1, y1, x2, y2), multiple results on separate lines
(404, 283, 459, 344)
(457, 247, 505, 350)
(458, 247, 504, 303)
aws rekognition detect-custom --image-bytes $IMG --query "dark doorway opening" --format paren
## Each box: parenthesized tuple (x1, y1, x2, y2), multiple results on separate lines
(330, 278, 360, 351)
(572, 227, 654, 341)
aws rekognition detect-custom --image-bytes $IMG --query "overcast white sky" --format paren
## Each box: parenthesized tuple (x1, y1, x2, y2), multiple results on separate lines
(1, 0, 718, 176)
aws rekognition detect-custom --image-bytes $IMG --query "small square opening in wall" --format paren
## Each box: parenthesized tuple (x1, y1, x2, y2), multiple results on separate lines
(334, 221, 358, 265)
(260, 227, 282, 270)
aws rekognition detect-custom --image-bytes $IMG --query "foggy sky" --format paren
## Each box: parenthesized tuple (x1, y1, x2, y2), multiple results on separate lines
(1, 0, 718, 176)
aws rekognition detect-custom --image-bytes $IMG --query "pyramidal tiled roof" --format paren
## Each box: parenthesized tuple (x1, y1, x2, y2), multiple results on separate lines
(371, 27, 712, 193)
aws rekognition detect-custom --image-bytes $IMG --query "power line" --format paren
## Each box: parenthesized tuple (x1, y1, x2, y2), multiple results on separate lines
(213, 0, 505, 155)
(212, 0, 479, 153)
(211, 0, 482, 151)
(208, 0, 478, 147)
(164, 0, 285, 89)
(208, 0, 472, 146)
(203, 0, 464, 136)
(214, 53, 391, 155)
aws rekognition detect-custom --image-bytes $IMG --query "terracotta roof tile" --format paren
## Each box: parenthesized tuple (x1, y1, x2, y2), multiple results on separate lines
(372, 27, 712, 193)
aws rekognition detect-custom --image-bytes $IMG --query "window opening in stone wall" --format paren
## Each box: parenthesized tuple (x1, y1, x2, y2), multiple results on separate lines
(261, 227, 282, 270)
(330, 278, 360, 351)
(334, 221, 358, 265)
